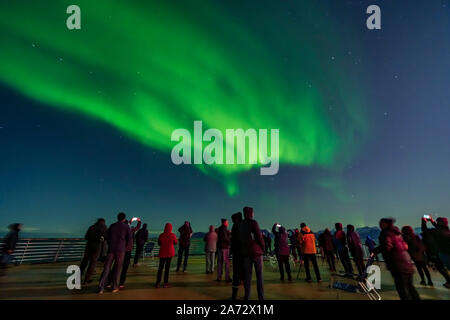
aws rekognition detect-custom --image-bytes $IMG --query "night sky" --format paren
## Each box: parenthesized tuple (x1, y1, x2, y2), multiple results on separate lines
(1, 1, 449, 237)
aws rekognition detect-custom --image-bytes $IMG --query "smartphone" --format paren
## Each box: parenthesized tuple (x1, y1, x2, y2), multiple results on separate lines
(423, 214, 430, 220)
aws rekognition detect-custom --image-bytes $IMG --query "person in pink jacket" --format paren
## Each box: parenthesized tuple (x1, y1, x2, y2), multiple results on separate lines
(156, 223, 178, 288)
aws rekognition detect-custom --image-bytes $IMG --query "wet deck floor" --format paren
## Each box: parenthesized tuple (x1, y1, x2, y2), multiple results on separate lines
(0, 256, 449, 300)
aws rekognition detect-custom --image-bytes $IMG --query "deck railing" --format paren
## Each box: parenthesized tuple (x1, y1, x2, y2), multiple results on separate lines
(0, 238, 207, 265)
(1, 238, 379, 265)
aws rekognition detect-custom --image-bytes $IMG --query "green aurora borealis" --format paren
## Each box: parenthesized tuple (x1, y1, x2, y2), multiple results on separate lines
(0, 0, 369, 196)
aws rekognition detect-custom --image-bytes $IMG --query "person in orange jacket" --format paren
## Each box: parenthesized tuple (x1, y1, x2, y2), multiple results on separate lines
(301, 225, 321, 282)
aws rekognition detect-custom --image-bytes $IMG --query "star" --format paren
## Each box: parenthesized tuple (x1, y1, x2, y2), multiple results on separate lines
(31, 43, 36, 48)
(331, 56, 335, 60)
(383, 112, 388, 116)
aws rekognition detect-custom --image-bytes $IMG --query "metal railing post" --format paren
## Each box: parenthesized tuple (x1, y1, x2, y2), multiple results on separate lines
(54, 240, 64, 262)
(20, 240, 31, 265)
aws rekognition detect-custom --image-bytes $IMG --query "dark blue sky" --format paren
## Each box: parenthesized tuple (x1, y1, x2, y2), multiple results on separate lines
(1, 1, 449, 237)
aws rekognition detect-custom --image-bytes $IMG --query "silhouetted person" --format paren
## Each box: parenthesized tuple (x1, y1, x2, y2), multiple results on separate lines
(402, 226, 433, 286)
(231, 212, 244, 300)
(133, 223, 148, 266)
(1, 223, 22, 274)
(318, 228, 336, 271)
(334, 223, 353, 276)
(240, 207, 265, 300)
(365, 235, 379, 262)
(301, 225, 321, 282)
(421, 215, 450, 288)
(262, 233, 270, 255)
(373, 218, 420, 300)
(203, 225, 217, 274)
(217, 219, 231, 282)
(98, 212, 131, 294)
(176, 221, 192, 272)
(156, 223, 178, 288)
(263, 233, 272, 255)
(297, 223, 307, 253)
(272, 224, 292, 281)
(347, 225, 365, 276)
(110, 218, 141, 288)
(290, 229, 302, 262)
(80, 218, 107, 284)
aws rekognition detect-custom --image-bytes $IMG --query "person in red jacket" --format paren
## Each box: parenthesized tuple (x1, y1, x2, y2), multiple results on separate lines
(156, 223, 178, 288)
(372, 218, 420, 300)
(346, 224, 365, 276)
(401, 226, 433, 286)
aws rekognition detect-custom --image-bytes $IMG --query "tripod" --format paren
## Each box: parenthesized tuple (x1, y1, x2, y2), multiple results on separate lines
(296, 256, 304, 279)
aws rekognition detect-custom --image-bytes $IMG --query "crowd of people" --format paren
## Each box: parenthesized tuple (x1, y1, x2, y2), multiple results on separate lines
(1, 211, 449, 300)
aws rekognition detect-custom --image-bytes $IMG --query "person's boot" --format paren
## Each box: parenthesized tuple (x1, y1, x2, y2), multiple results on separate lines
(444, 282, 450, 289)
(427, 281, 434, 287)
(231, 287, 238, 300)
(420, 280, 426, 286)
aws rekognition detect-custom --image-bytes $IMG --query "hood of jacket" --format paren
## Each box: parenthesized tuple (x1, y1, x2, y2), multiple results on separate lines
(164, 223, 173, 233)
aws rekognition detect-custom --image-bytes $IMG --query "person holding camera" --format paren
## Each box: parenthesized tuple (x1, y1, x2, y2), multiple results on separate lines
(421, 215, 450, 288)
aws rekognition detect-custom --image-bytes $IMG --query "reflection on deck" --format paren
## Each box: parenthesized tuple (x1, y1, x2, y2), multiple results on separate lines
(1, 256, 449, 300)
